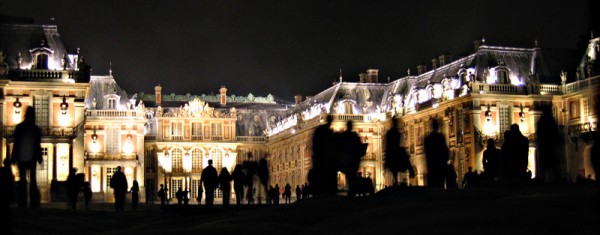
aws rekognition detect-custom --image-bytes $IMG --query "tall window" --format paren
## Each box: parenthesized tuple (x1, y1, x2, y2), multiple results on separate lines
(171, 178, 183, 199)
(36, 54, 48, 69)
(172, 148, 183, 172)
(210, 149, 223, 172)
(106, 127, 120, 154)
(192, 179, 201, 201)
(107, 98, 117, 109)
(499, 106, 510, 134)
(192, 122, 202, 140)
(171, 122, 183, 140)
(192, 149, 202, 171)
(34, 96, 49, 128)
(211, 123, 222, 137)
(496, 67, 509, 84)
(583, 98, 589, 122)
(107, 167, 118, 188)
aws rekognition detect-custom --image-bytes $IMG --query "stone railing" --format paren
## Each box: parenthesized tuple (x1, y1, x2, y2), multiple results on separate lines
(539, 84, 561, 94)
(237, 136, 267, 143)
(18, 69, 75, 79)
(86, 110, 145, 118)
(564, 75, 600, 93)
(3, 126, 79, 138)
(472, 82, 524, 94)
(85, 152, 138, 161)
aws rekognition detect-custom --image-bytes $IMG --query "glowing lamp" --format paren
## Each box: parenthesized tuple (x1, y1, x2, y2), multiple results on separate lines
(14, 97, 22, 114)
(60, 96, 69, 115)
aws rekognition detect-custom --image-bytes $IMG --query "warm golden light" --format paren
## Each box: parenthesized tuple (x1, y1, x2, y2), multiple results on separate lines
(182, 153, 192, 172)
(158, 152, 172, 173)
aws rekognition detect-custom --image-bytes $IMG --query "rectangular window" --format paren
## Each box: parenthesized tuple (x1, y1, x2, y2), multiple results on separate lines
(192, 179, 200, 201)
(192, 122, 202, 140)
(172, 122, 183, 140)
(107, 167, 118, 188)
(499, 106, 510, 135)
(211, 123, 222, 140)
(106, 127, 120, 154)
(34, 96, 49, 128)
(171, 178, 183, 199)
(582, 98, 589, 122)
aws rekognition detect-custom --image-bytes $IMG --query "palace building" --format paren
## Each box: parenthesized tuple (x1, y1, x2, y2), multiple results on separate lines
(1, 20, 598, 203)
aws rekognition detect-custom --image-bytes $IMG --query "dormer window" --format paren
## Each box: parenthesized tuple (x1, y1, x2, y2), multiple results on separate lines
(36, 54, 49, 69)
(107, 98, 117, 109)
(494, 63, 510, 84)
(29, 40, 54, 70)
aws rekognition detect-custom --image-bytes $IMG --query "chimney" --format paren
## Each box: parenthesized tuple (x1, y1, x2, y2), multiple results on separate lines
(294, 95, 303, 105)
(359, 72, 368, 83)
(438, 54, 451, 67)
(219, 86, 228, 106)
(417, 64, 428, 75)
(154, 85, 162, 106)
(366, 69, 379, 83)
(431, 58, 438, 70)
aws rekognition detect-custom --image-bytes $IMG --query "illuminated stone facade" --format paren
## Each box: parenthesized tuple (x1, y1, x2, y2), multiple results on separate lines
(1, 21, 598, 203)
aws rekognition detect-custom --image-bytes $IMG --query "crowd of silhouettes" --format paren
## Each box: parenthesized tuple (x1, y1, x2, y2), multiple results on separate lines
(309, 116, 368, 197)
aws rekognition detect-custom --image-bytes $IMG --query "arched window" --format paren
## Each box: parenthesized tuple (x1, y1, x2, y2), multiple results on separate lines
(192, 149, 202, 171)
(496, 67, 510, 84)
(210, 148, 223, 172)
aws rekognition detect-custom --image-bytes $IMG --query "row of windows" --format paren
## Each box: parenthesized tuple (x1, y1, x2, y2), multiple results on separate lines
(170, 122, 222, 137)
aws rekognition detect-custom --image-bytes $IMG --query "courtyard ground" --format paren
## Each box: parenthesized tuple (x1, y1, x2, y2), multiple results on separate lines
(6, 183, 600, 235)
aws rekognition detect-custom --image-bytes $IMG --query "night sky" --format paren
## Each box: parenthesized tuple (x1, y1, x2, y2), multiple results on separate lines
(0, 0, 593, 101)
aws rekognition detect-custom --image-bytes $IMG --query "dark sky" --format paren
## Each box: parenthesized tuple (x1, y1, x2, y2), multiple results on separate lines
(0, 0, 593, 101)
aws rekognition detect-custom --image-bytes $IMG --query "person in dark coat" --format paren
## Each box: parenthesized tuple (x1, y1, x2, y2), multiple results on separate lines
(11, 106, 43, 208)
(130, 180, 140, 210)
(201, 159, 218, 207)
(175, 187, 183, 205)
(283, 183, 292, 204)
(66, 168, 81, 209)
(243, 153, 258, 204)
(339, 121, 367, 197)
(158, 184, 166, 208)
(502, 124, 530, 181)
(231, 164, 245, 206)
(295, 185, 302, 201)
(309, 115, 338, 196)
(424, 119, 449, 188)
(82, 182, 92, 210)
(219, 167, 232, 208)
(482, 138, 501, 181)
(197, 183, 203, 205)
(110, 166, 128, 212)
(385, 117, 415, 186)
(258, 157, 270, 203)
(535, 106, 562, 183)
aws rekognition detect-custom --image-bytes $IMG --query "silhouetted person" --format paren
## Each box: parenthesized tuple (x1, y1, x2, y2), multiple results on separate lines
(295, 185, 302, 201)
(502, 124, 530, 181)
(11, 106, 43, 208)
(158, 184, 166, 208)
(82, 182, 92, 210)
(201, 159, 218, 207)
(309, 115, 338, 196)
(219, 167, 232, 208)
(66, 168, 81, 209)
(175, 187, 183, 205)
(243, 153, 258, 204)
(536, 106, 562, 183)
(482, 138, 501, 181)
(231, 164, 245, 206)
(267, 186, 276, 205)
(385, 117, 415, 186)
(424, 119, 449, 188)
(445, 164, 459, 189)
(130, 180, 140, 211)
(273, 184, 280, 206)
(145, 183, 154, 205)
(110, 166, 128, 212)
(1, 158, 15, 209)
(359, 173, 375, 196)
(283, 183, 292, 204)
(339, 121, 367, 197)
(462, 167, 477, 188)
(258, 156, 270, 203)
(183, 190, 189, 205)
